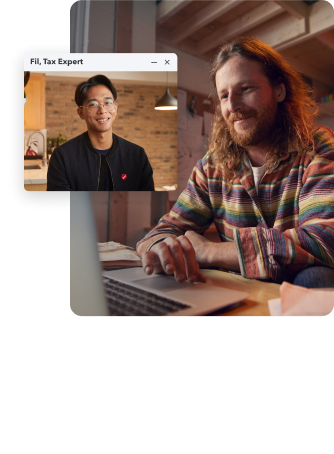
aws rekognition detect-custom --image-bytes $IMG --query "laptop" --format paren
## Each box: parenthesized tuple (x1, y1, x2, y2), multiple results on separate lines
(70, 192, 249, 316)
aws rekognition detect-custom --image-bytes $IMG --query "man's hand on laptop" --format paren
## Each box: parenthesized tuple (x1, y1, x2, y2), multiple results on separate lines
(142, 235, 206, 284)
(185, 231, 240, 272)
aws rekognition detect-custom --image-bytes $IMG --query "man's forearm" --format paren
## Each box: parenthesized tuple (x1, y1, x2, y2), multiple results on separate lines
(202, 241, 240, 271)
(184, 231, 240, 272)
(210, 241, 240, 271)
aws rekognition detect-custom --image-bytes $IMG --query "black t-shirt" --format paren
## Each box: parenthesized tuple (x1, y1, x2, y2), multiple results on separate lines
(94, 135, 118, 191)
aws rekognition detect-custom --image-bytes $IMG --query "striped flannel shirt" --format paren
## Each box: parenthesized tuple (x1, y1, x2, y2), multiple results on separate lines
(137, 126, 334, 283)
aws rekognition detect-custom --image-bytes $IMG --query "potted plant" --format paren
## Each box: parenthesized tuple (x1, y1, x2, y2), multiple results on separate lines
(48, 133, 67, 156)
(57, 133, 67, 146)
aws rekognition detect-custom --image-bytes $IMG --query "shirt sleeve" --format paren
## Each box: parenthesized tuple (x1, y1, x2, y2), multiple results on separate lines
(137, 159, 214, 255)
(234, 130, 334, 282)
(47, 148, 72, 191)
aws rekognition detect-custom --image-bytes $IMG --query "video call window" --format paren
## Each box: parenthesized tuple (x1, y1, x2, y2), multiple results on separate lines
(24, 53, 177, 191)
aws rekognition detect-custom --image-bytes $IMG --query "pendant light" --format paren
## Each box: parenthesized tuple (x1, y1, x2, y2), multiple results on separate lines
(155, 72, 177, 110)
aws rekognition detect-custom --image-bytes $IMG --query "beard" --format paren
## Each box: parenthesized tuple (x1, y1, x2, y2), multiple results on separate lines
(226, 104, 277, 148)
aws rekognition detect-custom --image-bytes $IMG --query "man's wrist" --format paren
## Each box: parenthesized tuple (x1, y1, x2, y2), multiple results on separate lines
(208, 241, 240, 272)
(146, 236, 173, 252)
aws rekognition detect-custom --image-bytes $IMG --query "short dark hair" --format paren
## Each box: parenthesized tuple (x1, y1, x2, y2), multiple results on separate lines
(75, 75, 117, 107)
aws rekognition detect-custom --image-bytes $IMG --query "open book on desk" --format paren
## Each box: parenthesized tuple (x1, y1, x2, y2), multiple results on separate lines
(98, 241, 142, 270)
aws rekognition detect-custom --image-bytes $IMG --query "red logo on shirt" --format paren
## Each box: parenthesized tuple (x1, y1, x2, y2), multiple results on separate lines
(122, 174, 127, 180)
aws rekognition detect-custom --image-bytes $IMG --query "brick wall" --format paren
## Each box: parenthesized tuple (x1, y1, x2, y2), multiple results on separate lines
(45, 77, 177, 188)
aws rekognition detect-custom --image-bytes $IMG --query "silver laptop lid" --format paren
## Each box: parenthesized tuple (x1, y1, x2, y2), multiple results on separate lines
(70, 192, 109, 316)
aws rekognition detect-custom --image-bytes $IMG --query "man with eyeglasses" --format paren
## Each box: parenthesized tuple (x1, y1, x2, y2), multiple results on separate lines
(47, 74, 154, 191)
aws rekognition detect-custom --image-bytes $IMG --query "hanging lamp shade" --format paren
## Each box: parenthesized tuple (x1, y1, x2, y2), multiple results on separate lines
(155, 88, 177, 110)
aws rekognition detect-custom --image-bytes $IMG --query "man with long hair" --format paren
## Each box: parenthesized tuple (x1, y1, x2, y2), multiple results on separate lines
(137, 37, 334, 288)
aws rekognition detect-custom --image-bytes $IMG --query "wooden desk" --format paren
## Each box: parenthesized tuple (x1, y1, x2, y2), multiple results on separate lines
(201, 269, 280, 316)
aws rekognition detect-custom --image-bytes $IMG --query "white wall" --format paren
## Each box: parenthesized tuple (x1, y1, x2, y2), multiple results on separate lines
(87, 1, 117, 53)
(132, 0, 156, 52)
(77, 0, 157, 54)
(70, 0, 90, 53)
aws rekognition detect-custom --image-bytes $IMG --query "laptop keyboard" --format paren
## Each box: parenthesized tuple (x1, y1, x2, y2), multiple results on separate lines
(102, 276, 191, 316)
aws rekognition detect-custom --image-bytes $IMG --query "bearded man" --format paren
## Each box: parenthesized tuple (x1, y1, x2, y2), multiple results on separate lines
(137, 37, 334, 288)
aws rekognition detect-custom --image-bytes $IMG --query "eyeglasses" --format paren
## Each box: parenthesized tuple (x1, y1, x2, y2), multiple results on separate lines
(80, 99, 117, 114)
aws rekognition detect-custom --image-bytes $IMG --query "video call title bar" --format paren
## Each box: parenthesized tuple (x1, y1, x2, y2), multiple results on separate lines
(24, 53, 177, 71)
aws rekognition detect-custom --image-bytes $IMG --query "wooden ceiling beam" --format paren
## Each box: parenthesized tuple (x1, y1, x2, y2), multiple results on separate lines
(307, 0, 334, 33)
(316, 31, 334, 52)
(275, 1, 334, 51)
(169, 0, 239, 45)
(156, 1, 334, 89)
(274, 0, 310, 19)
(196, 1, 284, 55)
(156, 0, 192, 26)
(284, 54, 333, 87)
(254, 12, 307, 48)
(156, 26, 197, 55)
